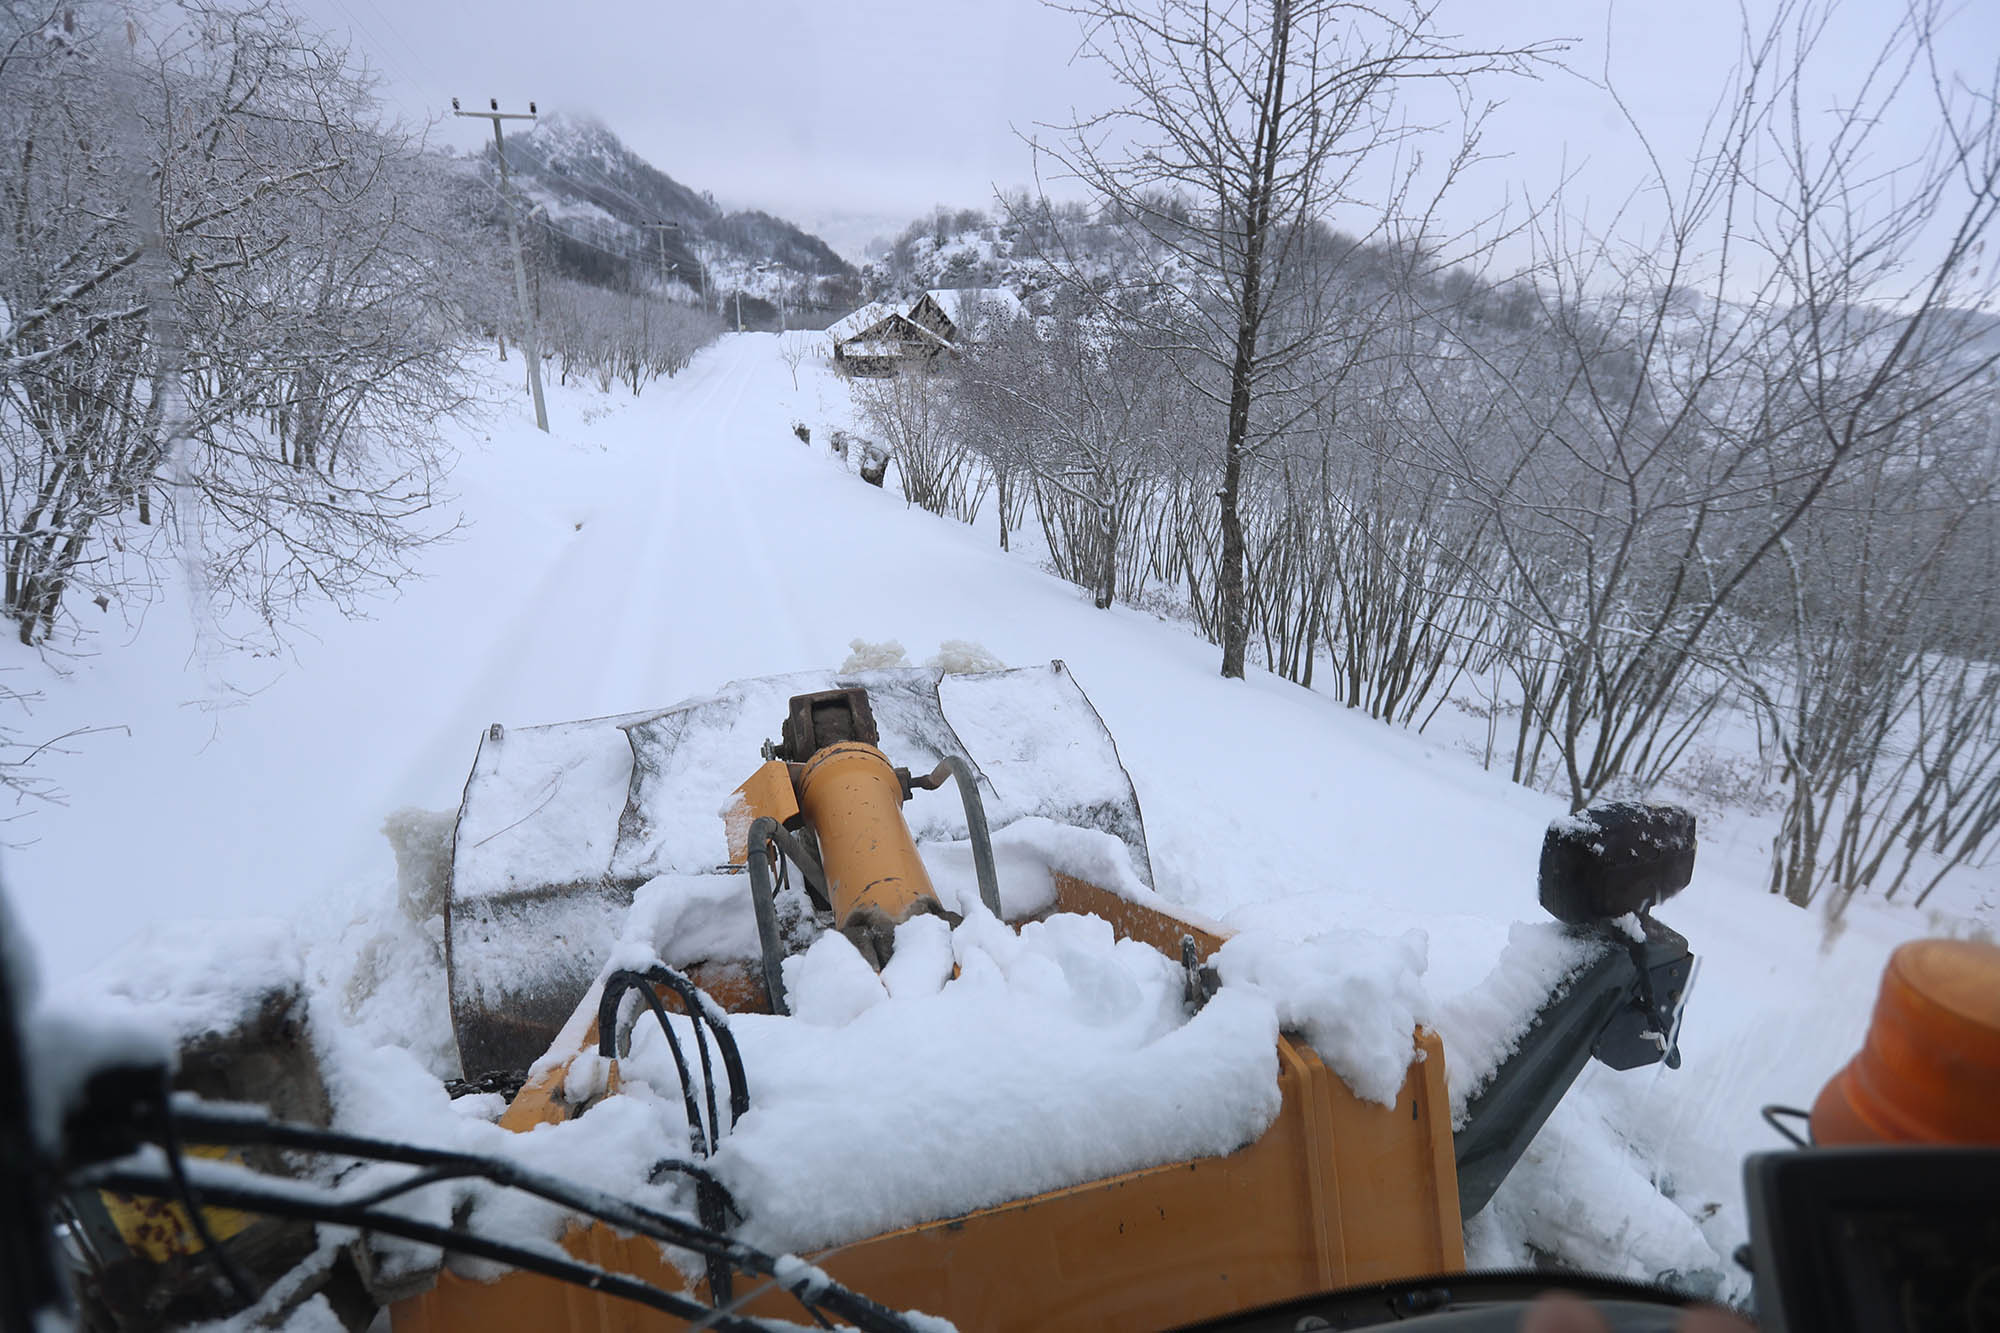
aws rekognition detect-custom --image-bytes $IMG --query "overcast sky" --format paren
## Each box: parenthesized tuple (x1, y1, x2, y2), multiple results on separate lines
(294, 0, 2000, 264)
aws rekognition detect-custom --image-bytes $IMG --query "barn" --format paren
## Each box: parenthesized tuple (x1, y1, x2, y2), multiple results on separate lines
(829, 288, 1023, 376)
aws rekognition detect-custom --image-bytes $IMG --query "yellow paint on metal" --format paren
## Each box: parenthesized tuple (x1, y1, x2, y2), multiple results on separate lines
(796, 742, 940, 930)
(724, 760, 801, 864)
(100, 1145, 255, 1262)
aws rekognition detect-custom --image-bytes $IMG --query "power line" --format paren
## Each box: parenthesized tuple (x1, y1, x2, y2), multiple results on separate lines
(347, 0, 428, 77)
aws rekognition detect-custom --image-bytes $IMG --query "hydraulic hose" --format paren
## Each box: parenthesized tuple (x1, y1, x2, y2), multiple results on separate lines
(938, 754, 1003, 919)
(745, 817, 791, 1016)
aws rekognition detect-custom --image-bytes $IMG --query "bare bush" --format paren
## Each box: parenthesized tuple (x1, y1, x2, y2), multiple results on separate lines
(1037, 0, 1554, 676)
(852, 368, 986, 520)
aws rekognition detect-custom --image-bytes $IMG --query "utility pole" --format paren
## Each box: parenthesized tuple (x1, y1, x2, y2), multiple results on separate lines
(643, 221, 704, 308)
(455, 97, 548, 433)
(755, 262, 786, 332)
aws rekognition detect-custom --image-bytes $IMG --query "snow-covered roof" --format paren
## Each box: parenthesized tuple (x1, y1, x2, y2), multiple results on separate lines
(830, 290, 1023, 349)
(923, 287, 1024, 329)
(839, 336, 934, 359)
(827, 301, 897, 343)
(830, 312, 951, 356)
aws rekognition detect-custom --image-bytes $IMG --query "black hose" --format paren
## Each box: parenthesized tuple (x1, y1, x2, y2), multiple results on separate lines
(154, 1072, 257, 1304)
(745, 818, 792, 1015)
(596, 964, 753, 1304)
(1761, 1104, 1813, 1149)
(939, 755, 1002, 917)
(90, 1165, 764, 1332)
(150, 1106, 920, 1332)
(649, 968, 751, 1128)
(605, 977, 707, 1156)
(769, 824, 830, 909)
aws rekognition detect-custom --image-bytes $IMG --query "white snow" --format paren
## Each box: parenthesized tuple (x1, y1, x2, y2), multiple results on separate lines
(680, 908, 1282, 1254)
(780, 931, 887, 1027)
(52, 917, 304, 1047)
(4, 332, 1974, 1309)
(1433, 922, 1609, 1124)
(1213, 924, 1431, 1107)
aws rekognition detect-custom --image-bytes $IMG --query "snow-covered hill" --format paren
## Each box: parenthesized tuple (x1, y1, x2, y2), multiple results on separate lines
(3, 335, 1960, 1307)
(492, 113, 861, 320)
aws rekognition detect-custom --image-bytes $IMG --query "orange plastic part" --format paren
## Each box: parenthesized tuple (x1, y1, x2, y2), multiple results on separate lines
(1810, 936, 2000, 1146)
(796, 742, 940, 931)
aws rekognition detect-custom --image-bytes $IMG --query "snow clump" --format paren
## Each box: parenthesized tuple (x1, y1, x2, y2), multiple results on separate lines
(839, 638, 911, 671)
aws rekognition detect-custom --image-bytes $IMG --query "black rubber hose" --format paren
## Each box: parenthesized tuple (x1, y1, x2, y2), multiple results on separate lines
(90, 1166, 763, 1332)
(154, 1071, 257, 1304)
(599, 973, 707, 1158)
(648, 967, 750, 1128)
(154, 1107, 919, 1332)
(745, 818, 792, 1015)
(593, 963, 753, 1299)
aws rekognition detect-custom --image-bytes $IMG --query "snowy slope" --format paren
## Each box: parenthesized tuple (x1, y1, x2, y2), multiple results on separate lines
(4, 334, 1961, 1302)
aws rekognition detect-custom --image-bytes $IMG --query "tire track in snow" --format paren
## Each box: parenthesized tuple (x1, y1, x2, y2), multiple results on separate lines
(595, 340, 781, 707)
(431, 343, 757, 728)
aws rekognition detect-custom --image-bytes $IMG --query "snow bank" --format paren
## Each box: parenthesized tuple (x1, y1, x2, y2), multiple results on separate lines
(56, 916, 305, 1046)
(926, 640, 1004, 675)
(840, 639, 910, 671)
(1470, 1096, 1727, 1296)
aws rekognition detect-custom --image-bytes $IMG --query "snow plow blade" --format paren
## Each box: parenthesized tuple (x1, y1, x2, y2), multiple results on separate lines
(442, 661, 1151, 1077)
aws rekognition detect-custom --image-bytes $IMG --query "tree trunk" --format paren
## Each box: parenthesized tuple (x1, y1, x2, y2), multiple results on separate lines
(1218, 361, 1252, 678)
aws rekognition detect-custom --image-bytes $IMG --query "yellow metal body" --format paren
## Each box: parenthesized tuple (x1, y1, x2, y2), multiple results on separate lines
(391, 873, 1464, 1333)
(796, 741, 941, 932)
(99, 1146, 256, 1263)
(392, 728, 1467, 1332)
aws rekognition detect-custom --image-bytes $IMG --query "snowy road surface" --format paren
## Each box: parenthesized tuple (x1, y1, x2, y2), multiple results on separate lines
(5, 333, 1950, 1296)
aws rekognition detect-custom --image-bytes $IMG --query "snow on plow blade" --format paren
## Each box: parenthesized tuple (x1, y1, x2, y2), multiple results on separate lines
(444, 661, 1151, 1076)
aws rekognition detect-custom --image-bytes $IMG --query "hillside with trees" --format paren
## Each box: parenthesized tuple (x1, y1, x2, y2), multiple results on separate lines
(847, 0, 2000, 920)
(497, 113, 862, 329)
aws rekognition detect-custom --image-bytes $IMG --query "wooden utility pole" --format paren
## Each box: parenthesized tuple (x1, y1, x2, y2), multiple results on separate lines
(456, 98, 548, 433)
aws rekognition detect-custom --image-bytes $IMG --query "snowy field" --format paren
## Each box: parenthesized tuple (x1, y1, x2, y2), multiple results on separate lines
(5, 332, 1984, 1305)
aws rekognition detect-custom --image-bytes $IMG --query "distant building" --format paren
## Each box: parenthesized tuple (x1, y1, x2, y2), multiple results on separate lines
(829, 288, 1024, 377)
(827, 301, 952, 378)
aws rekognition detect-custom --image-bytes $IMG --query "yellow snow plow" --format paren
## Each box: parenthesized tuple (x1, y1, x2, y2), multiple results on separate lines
(386, 666, 1701, 1333)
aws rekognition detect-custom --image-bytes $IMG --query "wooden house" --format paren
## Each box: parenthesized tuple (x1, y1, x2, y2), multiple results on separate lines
(829, 288, 1023, 377)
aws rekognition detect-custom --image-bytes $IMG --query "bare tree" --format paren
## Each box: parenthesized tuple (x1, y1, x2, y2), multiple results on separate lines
(852, 367, 986, 521)
(0, 1, 471, 648)
(778, 329, 812, 390)
(1735, 395, 2000, 910)
(1035, 0, 1554, 676)
(1408, 0, 2000, 812)
(957, 294, 1188, 607)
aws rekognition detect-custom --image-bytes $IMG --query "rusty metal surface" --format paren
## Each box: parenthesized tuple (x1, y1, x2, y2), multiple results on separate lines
(778, 687, 878, 761)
